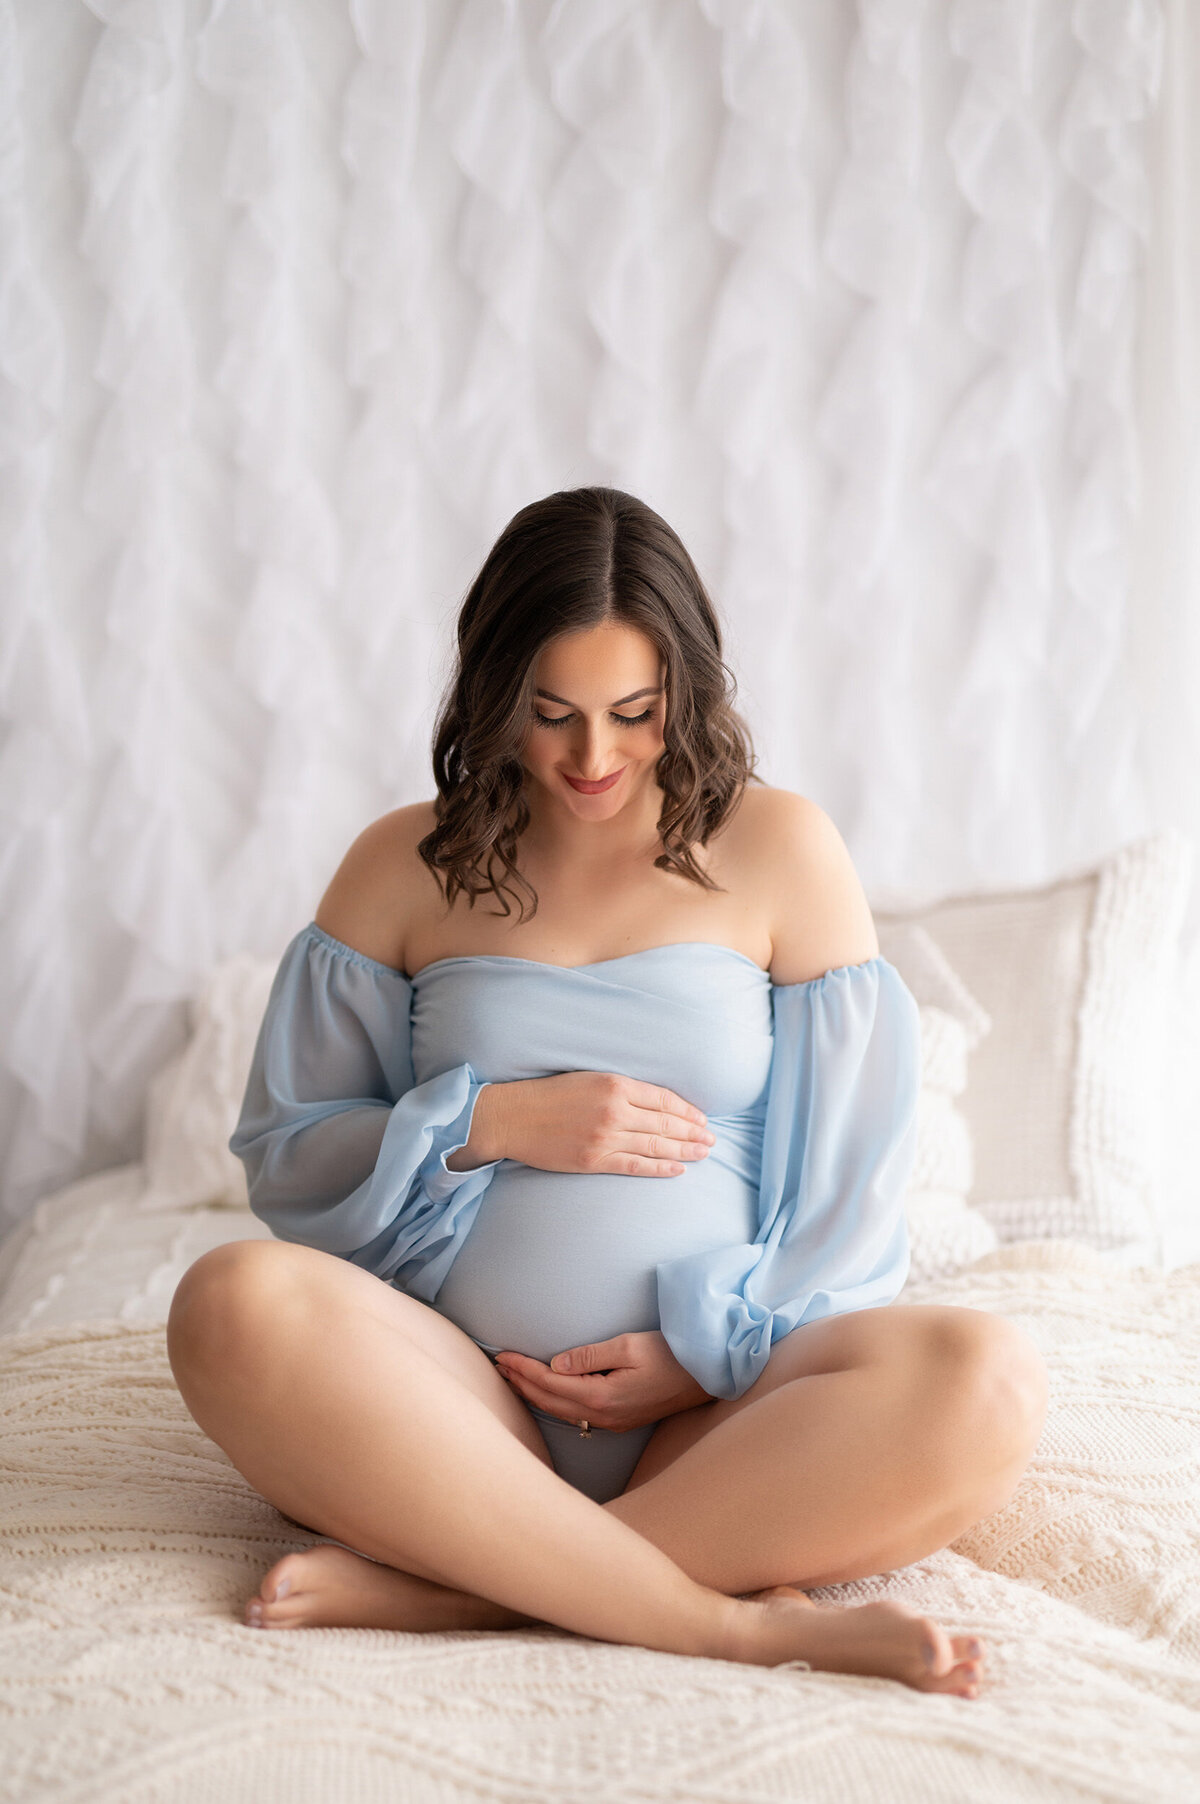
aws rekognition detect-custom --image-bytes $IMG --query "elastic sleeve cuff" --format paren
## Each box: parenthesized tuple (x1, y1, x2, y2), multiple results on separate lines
(420, 1078, 503, 1205)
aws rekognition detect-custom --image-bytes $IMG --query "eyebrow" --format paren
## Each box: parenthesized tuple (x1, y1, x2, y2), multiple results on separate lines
(535, 687, 663, 708)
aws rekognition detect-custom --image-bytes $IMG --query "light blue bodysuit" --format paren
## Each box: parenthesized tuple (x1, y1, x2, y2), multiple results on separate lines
(230, 924, 922, 1503)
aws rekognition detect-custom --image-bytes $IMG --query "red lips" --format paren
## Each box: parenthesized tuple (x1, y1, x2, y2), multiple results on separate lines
(563, 768, 625, 794)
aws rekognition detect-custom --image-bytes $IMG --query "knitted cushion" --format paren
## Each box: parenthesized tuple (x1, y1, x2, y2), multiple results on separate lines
(876, 828, 1195, 1256)
(880, 924, 998, 1283)
(141, 955, 277, 1210)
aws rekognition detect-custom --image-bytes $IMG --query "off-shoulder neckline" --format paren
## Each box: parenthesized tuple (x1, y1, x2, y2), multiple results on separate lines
(410, 942, 772, 980)
(303, 922, 887, 989)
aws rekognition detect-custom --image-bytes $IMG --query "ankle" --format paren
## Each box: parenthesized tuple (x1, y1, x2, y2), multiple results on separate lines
(690, 1590, 757, 1665)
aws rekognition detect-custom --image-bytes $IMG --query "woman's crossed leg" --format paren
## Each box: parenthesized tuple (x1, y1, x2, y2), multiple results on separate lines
(167, 1238, 1046, 1695)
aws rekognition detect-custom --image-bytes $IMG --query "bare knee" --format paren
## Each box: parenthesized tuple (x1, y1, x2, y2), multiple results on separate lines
(924, 1307, 1049, 1461)
(167, 1238, 316, 1392)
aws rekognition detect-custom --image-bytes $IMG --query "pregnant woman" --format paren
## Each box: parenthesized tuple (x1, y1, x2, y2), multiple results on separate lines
(167, 486, 1048, 1695)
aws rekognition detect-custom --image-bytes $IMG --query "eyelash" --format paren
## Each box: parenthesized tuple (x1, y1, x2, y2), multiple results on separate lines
(533, 709, 655, 730)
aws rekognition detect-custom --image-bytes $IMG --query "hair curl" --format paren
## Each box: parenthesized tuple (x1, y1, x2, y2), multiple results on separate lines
(417, 486, 762, 921)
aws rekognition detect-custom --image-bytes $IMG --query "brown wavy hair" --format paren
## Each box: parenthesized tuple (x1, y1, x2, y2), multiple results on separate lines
(417, 486, 762, 922)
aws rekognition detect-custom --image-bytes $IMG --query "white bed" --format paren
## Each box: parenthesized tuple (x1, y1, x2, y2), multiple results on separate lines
(2, 829, 1199, 1803)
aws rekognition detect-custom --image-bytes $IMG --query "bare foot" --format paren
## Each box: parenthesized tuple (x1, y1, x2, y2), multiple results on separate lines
(244, 1554, 983, 1696)
(737, 1584, 986, 1698)
(245, 1544, 539, 1633)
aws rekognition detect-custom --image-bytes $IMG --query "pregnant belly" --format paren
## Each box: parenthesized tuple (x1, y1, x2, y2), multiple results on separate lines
(433, 1156, 759, 1363)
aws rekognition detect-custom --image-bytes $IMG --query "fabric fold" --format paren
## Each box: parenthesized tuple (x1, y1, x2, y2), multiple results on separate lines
(229, 924, 501, 1302)
(656, 957, 921, 1401)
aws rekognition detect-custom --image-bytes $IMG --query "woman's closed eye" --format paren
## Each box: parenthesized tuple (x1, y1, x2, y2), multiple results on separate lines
(533, 710, 655, 730)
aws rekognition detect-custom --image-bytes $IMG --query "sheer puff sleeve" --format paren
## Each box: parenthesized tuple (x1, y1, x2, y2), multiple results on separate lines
(655, 956, 920, 1402)
(228, 923, 502, 1301)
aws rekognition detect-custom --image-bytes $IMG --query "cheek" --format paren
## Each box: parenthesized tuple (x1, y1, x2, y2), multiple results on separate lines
(520, 729, 568, 779)
(520, 729, 554, 767)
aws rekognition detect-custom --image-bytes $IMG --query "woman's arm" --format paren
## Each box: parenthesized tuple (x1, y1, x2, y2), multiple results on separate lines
(654, 796, 918, 1401)
(229, 919, 505, 1301)
(761, 794, 879, 985)
(229, 816, 505, 1298)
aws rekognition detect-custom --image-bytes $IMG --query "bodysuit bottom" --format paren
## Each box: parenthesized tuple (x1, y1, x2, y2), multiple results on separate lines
(523, 1402, 660, 1504)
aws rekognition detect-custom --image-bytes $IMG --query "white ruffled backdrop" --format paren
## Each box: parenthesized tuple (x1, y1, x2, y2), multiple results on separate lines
(1, 0, 1197, 1231)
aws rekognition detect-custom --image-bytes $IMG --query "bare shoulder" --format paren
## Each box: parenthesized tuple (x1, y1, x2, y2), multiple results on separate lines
(740, 786, 879, 986)
(313, 801, 442, 973)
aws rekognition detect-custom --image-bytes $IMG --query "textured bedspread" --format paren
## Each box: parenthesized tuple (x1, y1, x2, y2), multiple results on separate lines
(2, 1240, 1199, 1803)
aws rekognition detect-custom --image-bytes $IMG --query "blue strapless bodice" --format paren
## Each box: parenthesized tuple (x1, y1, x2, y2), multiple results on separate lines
(412, 947, 774, 1361)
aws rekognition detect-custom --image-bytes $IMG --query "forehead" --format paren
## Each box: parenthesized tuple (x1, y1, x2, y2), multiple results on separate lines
(535, 623, 663, 686)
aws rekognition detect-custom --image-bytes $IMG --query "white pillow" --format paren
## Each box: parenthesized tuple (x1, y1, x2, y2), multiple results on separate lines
(876, 828, 1195, 1259)
(881, 924, 999, 1283)
(140, 954, 277, 1210)
(1159, 922, 1200, 1269)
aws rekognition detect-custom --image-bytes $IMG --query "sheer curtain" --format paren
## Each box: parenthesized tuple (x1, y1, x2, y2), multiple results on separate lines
(0, 0, 1192, 1229)
(1130, 0, 1200, 941)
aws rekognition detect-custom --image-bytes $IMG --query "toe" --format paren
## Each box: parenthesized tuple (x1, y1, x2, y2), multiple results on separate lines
(924, 1638, 984, 1698)
(245, 1551, 308, 1626)
(260, 1553, 305, 1605)
(946, 1634, 985, 1693)
(927, 1663, 981, 1697)
(918, 1618, 958, 1680)
(254, 1595, 310, 1630)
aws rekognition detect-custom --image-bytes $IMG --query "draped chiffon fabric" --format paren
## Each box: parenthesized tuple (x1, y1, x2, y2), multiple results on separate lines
(230, 923, 921, 1405)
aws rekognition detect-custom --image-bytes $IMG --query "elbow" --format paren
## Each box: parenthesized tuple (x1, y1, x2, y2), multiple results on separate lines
(229, 1141, 292, 1238)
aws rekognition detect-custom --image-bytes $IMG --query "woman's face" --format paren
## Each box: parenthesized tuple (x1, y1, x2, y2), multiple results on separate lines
(519, 621, 667, 820)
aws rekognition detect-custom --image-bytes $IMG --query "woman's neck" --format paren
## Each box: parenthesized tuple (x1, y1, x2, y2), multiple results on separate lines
(518, 784, 667, 875)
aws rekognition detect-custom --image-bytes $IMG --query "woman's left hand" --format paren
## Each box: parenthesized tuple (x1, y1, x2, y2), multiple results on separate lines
(494, 1330, 713, 1432)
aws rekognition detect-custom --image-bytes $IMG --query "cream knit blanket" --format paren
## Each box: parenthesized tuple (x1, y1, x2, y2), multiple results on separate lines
(2, 1240, 1199, 1803)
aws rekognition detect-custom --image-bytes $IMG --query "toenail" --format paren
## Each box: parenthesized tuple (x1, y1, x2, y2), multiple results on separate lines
(275, 1578, 291, 1601)
(247, 1603, 262, 1621)
(923, 1642, 938, 1670)
(967, 1639, 982, 1658)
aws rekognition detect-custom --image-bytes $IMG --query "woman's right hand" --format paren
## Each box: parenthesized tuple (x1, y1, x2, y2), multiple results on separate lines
(471, 1072, 716, 1176)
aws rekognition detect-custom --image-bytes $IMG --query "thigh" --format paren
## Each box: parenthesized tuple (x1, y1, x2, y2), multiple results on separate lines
(169, 1238, 555, 1472)
(621, 1303, 999, 1494)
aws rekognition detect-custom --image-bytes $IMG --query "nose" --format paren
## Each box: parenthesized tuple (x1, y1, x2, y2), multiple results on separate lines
(570, 718, 623, 780)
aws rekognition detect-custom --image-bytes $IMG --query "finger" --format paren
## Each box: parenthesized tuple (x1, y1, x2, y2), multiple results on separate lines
(606, 1154, 691, 1177)
(641, 1131, 714, 1159)
(625, 1083, 712, 1137)
(549, 1338, 628, 1376)
(497, 1354, 607, 1408)
(494, 1356, 602, 1407)
(501, 1367, 608, 1425)
(494, 1350, 550, 1377)
(631, 1108, 716, 1150)
(604, 1133, 714, 1178)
